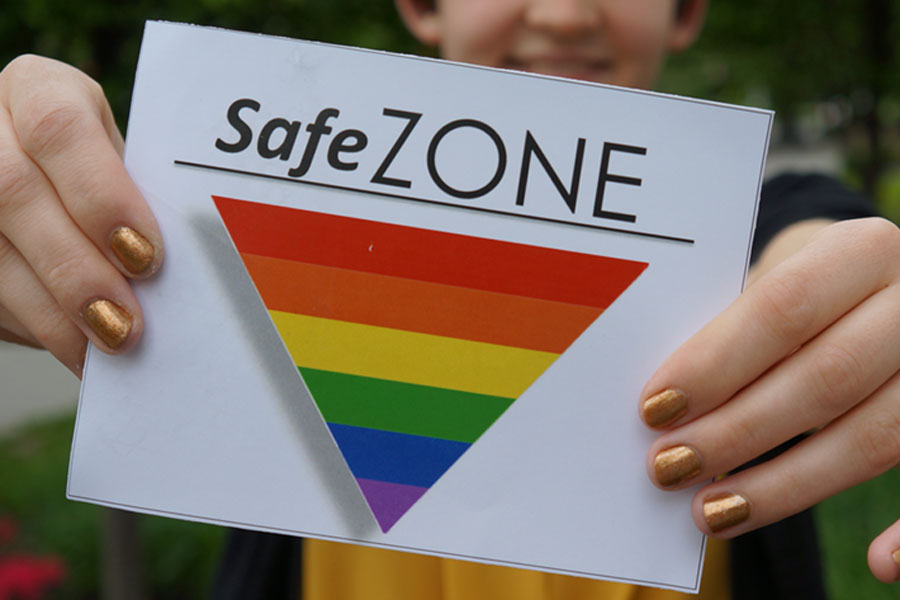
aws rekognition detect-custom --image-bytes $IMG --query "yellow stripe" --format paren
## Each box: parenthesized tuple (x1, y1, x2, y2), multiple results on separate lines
(270, 310, 558, 398)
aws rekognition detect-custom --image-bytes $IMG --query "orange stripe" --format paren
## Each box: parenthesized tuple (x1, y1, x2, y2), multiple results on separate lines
(241, 253, 601, 354)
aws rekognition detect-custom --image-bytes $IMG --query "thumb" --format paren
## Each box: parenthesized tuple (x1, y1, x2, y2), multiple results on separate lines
(868, 517, 900, 583)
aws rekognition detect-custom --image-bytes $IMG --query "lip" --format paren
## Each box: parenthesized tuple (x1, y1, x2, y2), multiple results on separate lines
(505, 55, 613, 82)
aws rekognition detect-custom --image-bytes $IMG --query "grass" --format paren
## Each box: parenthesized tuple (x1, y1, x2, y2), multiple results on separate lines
(2, 412, 900, 598)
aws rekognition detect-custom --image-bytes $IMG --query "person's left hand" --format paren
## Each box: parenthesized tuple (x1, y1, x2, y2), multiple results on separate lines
(638, 216, 900, 582)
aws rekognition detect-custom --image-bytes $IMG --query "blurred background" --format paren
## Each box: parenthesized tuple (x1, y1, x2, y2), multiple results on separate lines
(0, 0, 898, 598)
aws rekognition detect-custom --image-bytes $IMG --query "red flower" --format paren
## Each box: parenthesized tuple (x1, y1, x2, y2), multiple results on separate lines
(0, 556, 66, 600)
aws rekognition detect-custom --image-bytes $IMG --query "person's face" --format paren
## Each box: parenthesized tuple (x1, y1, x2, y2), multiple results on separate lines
(397, 0, 705, 90)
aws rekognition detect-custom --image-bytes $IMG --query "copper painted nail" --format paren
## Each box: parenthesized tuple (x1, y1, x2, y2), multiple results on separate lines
(110, 226, 155, 275)
(654, 445, 701, 487)
(642, 389, 688, 428)
(892, 548, 900, 570)
(84, 299, 132, 349)
(704, 493, 750, 533)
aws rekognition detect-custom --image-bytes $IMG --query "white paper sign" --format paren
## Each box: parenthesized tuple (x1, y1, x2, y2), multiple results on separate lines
(69, 21, 772, 593)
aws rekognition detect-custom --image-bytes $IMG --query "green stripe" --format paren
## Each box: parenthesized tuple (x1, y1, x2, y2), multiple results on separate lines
(300, 367, 515, 443)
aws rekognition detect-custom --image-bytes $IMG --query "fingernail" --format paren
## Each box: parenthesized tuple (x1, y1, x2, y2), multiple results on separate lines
(704, 493, 750, 533)
(110, 226, 155, 275)
(641, 389, 688, 428)
(891, 548, 900, 570)
(654, 445, 701, 487)
(84, 299, 133, 349)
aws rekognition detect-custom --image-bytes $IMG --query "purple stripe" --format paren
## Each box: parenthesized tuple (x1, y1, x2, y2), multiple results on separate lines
(356, 478, 429, 533)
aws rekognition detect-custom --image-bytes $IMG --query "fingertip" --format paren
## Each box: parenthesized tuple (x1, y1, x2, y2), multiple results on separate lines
(72, 338, 88, 379)
(658, 445, 699, 487)
(690, 488, 750, 538)
(58, 338, 88, 379)
(868, 526, 900, 583)
(644, 447, 657, 487)
(690, 495, 714, 536)
(108, 225, 163, 278)
(82, 297, 142, 354)
(866, 545, 900, 584)
(640, 388, 688, 429)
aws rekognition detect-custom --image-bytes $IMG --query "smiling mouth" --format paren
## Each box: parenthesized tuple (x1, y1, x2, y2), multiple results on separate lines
(504, 57, 613, 82)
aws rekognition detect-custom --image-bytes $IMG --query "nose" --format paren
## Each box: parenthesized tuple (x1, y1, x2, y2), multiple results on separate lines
(525, 0, 602, 36)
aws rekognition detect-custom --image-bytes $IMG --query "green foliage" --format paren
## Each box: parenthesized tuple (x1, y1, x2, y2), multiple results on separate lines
(661, 0, 900, 211)
(0, 414, 225, 599)
(877, 167, 900, 223)
(0, 415, 100, 597)
(816, 469, 900, 599)
(663, 0, 900, 108)
(0, 0, 422, 127)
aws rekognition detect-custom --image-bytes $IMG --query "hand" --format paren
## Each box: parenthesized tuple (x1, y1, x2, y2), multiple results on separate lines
(0, 55, 162, 376)
(638, 216, 900, 581)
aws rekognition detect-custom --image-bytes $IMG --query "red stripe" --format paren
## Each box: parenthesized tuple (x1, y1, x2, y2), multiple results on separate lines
(214, 196, 647, 308)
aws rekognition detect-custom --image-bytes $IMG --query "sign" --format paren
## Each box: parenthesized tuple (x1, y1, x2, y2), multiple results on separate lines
(69, 22, 771, 592)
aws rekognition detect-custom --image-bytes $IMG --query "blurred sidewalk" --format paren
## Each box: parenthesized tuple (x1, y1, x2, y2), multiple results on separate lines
(764, 141, 842, 178)
(0, 342, 79, 436)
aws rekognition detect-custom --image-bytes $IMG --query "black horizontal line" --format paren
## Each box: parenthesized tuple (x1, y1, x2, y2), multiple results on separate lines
(173, 160, 694, 244)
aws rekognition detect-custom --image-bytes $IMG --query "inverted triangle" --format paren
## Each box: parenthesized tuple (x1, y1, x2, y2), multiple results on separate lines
(214, 195, 648, 532)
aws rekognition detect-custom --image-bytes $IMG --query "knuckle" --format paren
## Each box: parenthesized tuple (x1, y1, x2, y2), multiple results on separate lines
(778, 468, 807, 509)
(0, 234, 16, 269)
(830, 217, 900, 268)
(857, 216, 900, 246)
(82, 76, 106, 107)
(28, 306, 74, 350)
(0, 151, 33, 208)
(864, 218, 900, 266)
(1, 54, 45, 82)
(42, 246, 90, 297)
(17, 100, 85, 159)
(806, 344, 865, 412)
(65, 170, 110, 213)
(2, 54, 86, 93)
(719, 413, 763, 465)
(852, 411, 900, 475)
(753, 273, 816, 344)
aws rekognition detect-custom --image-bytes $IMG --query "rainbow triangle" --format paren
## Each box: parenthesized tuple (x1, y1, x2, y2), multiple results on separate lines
(214, 196, 648, 532)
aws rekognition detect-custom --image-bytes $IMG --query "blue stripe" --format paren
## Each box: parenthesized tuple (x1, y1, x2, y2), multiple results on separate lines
(327, 422, 471, 488)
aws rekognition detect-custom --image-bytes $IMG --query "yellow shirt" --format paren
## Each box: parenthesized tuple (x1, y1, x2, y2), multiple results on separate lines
(304, 537, 728, 600)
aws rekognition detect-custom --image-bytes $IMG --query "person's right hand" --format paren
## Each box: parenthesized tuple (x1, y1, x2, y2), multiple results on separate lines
(0, 55, 163, 377)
